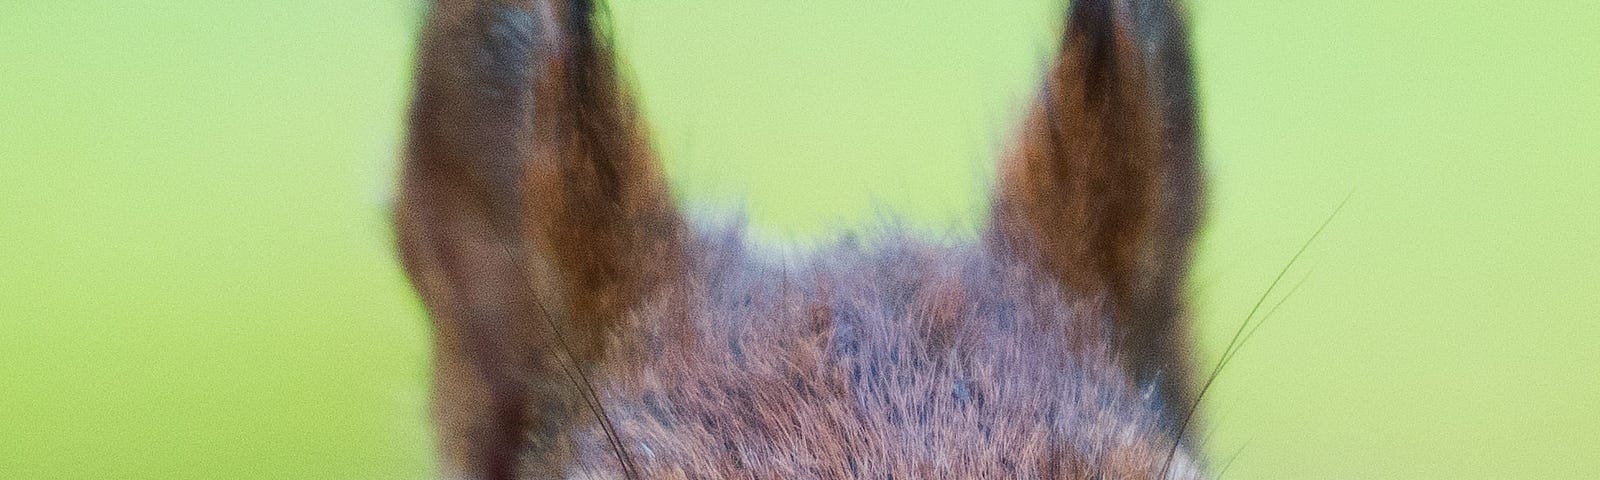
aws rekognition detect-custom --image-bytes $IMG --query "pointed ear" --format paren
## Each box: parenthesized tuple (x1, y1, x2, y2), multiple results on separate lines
(395, 1, 683, 477)
(990, 0, 1201, 414)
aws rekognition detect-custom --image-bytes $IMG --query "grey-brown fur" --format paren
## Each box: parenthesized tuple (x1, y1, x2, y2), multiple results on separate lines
(396, 0, 1207, 478)
(546, 227, 1202, 478)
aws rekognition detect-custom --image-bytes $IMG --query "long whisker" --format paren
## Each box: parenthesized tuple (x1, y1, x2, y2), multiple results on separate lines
(1214, 439, 1251, 479)
(1227, 268, 1315, 368)
(1159, 192, 1352, 478)
(462, 165, 641, 479)
(524, 272, 641, 480)
(483, 229, 641, 479)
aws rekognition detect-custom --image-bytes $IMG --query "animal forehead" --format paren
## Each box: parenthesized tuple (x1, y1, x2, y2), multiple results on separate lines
(704, 236, 1109, 337)
(561, 237, 1192, 477)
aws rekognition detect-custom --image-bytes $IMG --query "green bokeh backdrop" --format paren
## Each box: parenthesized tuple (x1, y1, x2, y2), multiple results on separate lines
(3, 1, 1596, 478)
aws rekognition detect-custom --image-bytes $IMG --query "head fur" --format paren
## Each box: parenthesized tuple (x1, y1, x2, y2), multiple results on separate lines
(396, 1, 1206, 478)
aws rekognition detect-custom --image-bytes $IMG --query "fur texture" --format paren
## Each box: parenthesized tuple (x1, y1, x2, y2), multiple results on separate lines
(547, 228, 1203, 478)
(395, 0, 1207, 478)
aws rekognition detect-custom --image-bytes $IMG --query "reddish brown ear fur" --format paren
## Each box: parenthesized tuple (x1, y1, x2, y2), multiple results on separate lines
(991, 0, 1201, 418)
(395, 1, 683, 477)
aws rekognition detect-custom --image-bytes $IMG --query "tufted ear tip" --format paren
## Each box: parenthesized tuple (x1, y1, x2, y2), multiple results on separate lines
(990, 0, 1201, 423)
(399, 0, 682, 477)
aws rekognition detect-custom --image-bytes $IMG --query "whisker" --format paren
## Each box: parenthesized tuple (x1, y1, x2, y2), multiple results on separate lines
(1228, 268, 1315, 367)
(464, 176, 642, 478)
(524, 270, 641, 480)
(481, 231, 640, 479)
(1160, 192, 1351, 478)
(1214, 439, 1251, 480)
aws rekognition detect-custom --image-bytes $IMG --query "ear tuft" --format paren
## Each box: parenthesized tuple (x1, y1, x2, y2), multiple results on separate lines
(990, 0, 1201, 420)
(397, 0, 682, 476)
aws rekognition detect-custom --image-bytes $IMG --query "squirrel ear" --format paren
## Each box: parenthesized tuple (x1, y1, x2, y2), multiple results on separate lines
(397, 1, 685, 477)
(990, 0, 1201, 416)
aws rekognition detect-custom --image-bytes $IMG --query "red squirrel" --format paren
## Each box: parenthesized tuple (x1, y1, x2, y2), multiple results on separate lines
(396, 0, 1205, 477)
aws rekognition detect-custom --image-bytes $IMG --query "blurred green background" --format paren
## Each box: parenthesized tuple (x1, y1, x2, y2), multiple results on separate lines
(2, 0, 1596, 478)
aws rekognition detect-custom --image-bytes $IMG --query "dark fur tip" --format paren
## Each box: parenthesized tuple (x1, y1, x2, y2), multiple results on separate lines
(567, 0, 595, 32)
(473, 5, 536, 96)
(1069, 0, 1117, 36)
(1073, 0, 1113, 18)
